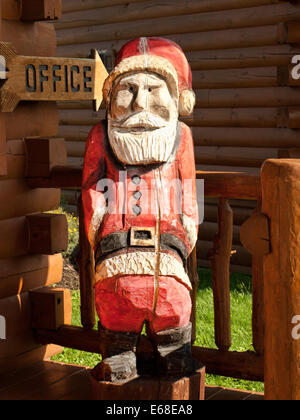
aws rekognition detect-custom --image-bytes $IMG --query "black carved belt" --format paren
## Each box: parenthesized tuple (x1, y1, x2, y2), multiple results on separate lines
(95, 228, 188, 265)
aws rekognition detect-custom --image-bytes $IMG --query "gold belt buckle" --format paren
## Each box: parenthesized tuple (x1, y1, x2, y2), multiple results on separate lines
(130, 227, 156, 247)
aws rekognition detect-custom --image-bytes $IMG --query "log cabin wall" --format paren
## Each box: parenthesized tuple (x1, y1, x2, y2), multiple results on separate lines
(55, 0, 300, 272)
(0, 0, 68, 374)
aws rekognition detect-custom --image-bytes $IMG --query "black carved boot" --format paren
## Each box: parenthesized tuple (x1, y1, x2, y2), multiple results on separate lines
(150, 323, 196, 378)
(92, 326, 139, 382)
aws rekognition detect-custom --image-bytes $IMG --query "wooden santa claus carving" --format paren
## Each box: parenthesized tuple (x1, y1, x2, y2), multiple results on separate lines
(82, 37, 198, 382)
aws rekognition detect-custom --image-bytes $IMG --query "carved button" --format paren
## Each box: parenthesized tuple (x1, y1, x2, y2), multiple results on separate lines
(131, 175, 141, 185)
(132, 204, 142, 216)
(133, 191, 142, 200)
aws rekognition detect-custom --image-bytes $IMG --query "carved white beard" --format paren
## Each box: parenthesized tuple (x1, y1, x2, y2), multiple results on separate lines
(108, 115, 178, 165)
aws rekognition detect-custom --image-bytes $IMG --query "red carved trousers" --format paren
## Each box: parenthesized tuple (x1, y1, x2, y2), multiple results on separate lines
(95, 275, 192, 333)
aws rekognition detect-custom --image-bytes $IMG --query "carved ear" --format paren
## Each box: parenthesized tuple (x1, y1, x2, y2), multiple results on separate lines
(179, 89, 196, 116)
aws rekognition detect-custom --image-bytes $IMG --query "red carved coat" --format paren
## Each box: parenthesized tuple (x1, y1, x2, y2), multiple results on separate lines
(82, 120, 198, 290)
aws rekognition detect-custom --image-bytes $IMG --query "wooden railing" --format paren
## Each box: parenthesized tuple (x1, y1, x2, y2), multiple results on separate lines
(28, 161, 300, 400)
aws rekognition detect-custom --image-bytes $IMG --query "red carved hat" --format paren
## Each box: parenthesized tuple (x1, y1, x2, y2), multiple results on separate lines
(103, 37, 195, 116)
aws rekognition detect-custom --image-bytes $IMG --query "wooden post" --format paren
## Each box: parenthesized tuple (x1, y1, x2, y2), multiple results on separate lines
(209, 198, 233, 352)
(187, 246, 200, 344)
(261, 159, 300, 400)
(77, 196, 96, 330)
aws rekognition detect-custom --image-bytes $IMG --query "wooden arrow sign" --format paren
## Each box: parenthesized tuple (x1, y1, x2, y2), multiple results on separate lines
(0, 42, 108, 112)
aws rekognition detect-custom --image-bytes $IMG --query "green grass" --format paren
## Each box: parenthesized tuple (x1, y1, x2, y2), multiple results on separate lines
(52, 264, 264, 393)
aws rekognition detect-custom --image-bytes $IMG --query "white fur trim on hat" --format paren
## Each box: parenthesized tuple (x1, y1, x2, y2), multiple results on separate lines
(179, 89, 196, 116)
(103, 54, 179, 102)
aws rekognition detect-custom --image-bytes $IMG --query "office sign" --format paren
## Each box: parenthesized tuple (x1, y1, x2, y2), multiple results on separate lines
(0, 42, 108, 112)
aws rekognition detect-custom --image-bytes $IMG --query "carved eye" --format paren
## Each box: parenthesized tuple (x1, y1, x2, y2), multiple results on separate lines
(148, 88, 152, 92)
(129, 86, 134, 93)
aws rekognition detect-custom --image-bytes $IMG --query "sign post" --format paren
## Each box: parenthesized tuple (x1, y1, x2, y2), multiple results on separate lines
(0, 42, 108, 112)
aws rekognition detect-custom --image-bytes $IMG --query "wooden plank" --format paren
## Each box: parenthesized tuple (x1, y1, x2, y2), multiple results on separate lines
(30, 287, 72, 330)
(261, 159, 300, 400)
(0, 344, 62, 375)
(56, 3, 300, 46)
(5, 102, 58, 140)
(0, 254, 63, 300)
(0, 179, 60, 220)
(20, 0, 62, 21)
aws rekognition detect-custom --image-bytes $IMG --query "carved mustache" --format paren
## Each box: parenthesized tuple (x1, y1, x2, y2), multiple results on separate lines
(111, 113, 168, 130)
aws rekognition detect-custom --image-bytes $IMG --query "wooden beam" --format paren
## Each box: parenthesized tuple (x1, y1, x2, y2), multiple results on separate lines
(0, 214, 67, 258)
(0, 114, 7, 178)
(27, 165, 83, 188)
(0, 179, 60, 220)
(25, 137, 67, 178)
(26, 213, 68, 255)
(192, 347, 264, 382)
(56, 3, 300, 47)
(30, 287, 71, 330)
(0, 254, 63, 300)
(34, 324, 264, 381)
(5, 102, 58, 141)
(1, 20, 56, 57)
(20, 0, 62, 21)
(56, 0, 285, 30)
(78, 197, 96, 329)
(196, 171, 261, 199)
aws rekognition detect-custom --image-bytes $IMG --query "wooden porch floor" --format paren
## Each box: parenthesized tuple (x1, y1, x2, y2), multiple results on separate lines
(0, 360, 264, 400)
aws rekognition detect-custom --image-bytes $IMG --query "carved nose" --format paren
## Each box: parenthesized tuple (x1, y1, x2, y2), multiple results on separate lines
(132, 89, 148, 112)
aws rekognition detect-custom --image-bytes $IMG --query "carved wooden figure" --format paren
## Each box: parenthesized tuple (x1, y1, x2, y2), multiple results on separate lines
(82, 38, 199, 384)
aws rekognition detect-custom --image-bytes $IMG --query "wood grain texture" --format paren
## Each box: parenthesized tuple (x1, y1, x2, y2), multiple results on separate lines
(1, 20, 56, 57)
(0, 179, 60, 220)
(5, 102, 58, 140)
(0, 254, 63, 300)
(261, 159, 300, 400)
(30, 287, 71, 330)
(56, 3, 300, 46)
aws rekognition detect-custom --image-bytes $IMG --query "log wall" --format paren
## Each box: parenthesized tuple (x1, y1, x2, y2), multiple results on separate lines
(55, 0, 300, 271)
(0, 0, 65, 373)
